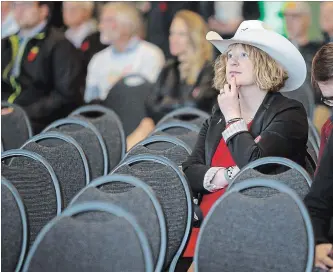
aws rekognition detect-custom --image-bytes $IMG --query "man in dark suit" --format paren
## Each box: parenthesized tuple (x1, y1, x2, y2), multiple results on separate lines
(2, 1, 85, 133)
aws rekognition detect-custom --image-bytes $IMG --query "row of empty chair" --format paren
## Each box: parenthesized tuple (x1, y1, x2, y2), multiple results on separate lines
(1, 101, 325, 271)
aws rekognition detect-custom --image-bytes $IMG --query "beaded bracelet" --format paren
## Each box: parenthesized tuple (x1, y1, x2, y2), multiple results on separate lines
(226, 118, 243, 129)
(226, 117, 243, 125)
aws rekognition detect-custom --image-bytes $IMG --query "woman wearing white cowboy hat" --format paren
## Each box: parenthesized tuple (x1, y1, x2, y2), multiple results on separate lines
(178, 20, 309, 271)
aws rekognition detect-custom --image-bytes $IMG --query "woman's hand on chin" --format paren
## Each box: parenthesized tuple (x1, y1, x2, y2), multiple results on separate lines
(218, 77, 241, 122)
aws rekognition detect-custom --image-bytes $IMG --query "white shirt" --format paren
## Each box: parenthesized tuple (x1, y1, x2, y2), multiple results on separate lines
(1, 12, 19, 39)
(84, 37, 165, 103)
(214, 1, 243, 22)
(12, 21, 47, 77)
(65, 19, 97, 48)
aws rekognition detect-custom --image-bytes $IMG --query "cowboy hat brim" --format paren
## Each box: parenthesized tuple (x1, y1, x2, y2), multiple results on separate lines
(206, 29, 307, 92)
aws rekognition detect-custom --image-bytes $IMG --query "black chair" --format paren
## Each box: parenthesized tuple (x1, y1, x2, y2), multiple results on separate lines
(229, 157, 313, 199)
(22, 201, 154, 272)
(156, 107, 209, 128)
(282, 83, 315, 118)
(102, 74, 153, 136)
(125, 135, 192, 167)
(195, 179, 315, 272)
(1, 178, 28, 272)
(43, 117, 109, 178)
(1, 102, 33, 151)
(307, 136, 319, 162)
(20, 132, 90, 207)
(151, 121, 200, 150)
(70, 105, 126, 171)
(2, 149, 62, 245)
(69, 174, 167, 272)
(111, 154, 193, 271)
(308, 117, 321, 150)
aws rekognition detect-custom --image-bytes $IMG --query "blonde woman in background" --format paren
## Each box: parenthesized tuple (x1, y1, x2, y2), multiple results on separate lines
(127, 10, 216, 150)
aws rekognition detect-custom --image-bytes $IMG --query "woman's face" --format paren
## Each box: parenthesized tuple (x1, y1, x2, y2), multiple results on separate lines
(225, 44, 255, 87)
(318, 78, 333, 106)
(169, 17, 191, 57)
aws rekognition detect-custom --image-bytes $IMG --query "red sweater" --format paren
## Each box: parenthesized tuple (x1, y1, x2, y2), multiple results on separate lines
(184, 122, 253, 257)
(183, 137, 236, 257)
(318, 116, 333, 166)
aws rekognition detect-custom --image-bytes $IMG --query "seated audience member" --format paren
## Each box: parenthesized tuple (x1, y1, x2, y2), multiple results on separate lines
(127, 10, 216, 150)
(311, 43, 333, 164)
(321, 1, 333, 44)
(179, 20, 309, 271)
(63, 1, 106, 66)
(136, 2, 198, 58)
(281, 1, 322, 116)
(1, 1, 85, 133)
(305, 133, 333, 271)
(145, 10, 216, 123)
(203, 1, 260, 57)
(1, 1, 19, 38)
(84, 2, 165, 104)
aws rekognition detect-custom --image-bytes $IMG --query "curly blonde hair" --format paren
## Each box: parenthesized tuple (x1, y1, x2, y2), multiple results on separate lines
(213, 43, 288, 92)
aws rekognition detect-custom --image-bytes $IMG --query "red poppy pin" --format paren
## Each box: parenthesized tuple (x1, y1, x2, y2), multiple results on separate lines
(159, 2, 167, 12)
(81, 41, 90, 52)
(27, 46, 39, 62)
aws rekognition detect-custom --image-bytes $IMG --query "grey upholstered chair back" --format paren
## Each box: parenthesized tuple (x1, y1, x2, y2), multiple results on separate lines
(43, 117, 109, 178)
(20, 132, 90, 207)
(69, 174, 167, 272)
(1, 150, 62, 245)
(22, 202, 154, 272)
(1, 102, 33, 151)
(125, 135, 192, 167)
(156, 107, 210, 128)
(1, 178, 28, 272)
(305, 151, 316, 179)
(70, 105, 126, 171)
(195, 179, 315, 272)
(102, 74, 153, 136)
(307, 117, 320, 149)
(229, 157, 313, 199)
(111, 155, 193, 271)
(151, 122, 200, 150)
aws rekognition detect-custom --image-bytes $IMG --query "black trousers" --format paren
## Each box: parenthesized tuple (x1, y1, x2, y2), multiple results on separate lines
(175, 257, 193, 272)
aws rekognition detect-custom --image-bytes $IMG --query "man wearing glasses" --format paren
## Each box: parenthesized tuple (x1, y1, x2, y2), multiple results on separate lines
(311, 43, 333, 164)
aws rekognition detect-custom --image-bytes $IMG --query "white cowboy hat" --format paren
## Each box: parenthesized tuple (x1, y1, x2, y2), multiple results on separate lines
(206, 20, 306, 92)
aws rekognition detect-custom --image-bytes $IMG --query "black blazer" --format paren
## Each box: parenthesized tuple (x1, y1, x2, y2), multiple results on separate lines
(145, 59, 216, 124)
(182, 92, 309, 194)
(304, 133, 333, 244)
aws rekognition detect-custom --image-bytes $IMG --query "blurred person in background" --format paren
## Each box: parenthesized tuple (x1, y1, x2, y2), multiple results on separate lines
(281, 1, 322, 117)
(311, 43, 333, 165)
(137, 1, 198, 58)
(198, 1, 260, 57)
(1, 1, 19, 38)
(1, 1, 85, 133)
(127, 10, 216, 150)
(208, 1, 244, 39)
(84, 2, 165, 104)
(63, 1, 106, 67)
(63, 1, 97, 49)
(321, 1, 333, 44)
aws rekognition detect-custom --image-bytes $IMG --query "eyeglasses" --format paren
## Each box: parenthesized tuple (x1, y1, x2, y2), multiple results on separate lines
(321, 96, 333, 107)
(11, 2, 36, 9)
